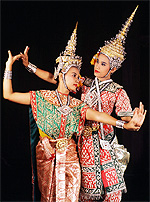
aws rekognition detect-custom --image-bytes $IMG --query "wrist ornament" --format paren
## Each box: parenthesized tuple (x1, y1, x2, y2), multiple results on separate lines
(116, 120, 126, 129)
(3, 70, 12, 80)
(25, 62, 37, 73)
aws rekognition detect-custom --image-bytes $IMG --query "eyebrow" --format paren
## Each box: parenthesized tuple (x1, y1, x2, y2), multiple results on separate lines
(101, 61, 107, 64)
(71, 72, 79, 77)
(72, 72, 78, 74)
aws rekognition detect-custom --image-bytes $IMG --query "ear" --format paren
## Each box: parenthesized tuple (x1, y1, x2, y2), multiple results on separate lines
(110, 67, 117, 74)
(58, 72, 63, 83)
(59, 72, 63, 79)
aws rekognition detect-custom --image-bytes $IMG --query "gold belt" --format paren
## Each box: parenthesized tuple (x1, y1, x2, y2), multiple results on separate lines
(56, 139, 68, 151)
(82, 125, 100, 138)
(92, 125, 99, 131)
(39, 129, 71, 151)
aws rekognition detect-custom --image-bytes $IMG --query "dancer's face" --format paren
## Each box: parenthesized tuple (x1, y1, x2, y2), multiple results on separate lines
(94, 53, 111, 81)
(65, 67, 80, 91)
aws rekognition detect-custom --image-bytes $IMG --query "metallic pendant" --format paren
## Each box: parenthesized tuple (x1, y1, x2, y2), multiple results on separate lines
(100, 139, 111, 150)
(85, 89, 98, 107)
(56, 139, 68, 151)
(58, 105, 73, 116)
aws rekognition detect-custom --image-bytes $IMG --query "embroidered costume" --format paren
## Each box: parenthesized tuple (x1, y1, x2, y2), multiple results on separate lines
(30, 90, 89, 201)
(79, 80, 132, 201)
(29, 22, 86, 202)
(78, 6, 138, 201)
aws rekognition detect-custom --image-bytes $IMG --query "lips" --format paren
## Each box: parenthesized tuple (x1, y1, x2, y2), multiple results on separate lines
(74, 84, 78, 87)
(95, 70, 100, 73)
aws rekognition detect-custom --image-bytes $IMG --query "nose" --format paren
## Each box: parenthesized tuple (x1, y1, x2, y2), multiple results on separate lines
(95, 62, 98, 68)
(76, 78, 79, 83)
(94, 65, 98, 71)
(75, 76, 79, 83)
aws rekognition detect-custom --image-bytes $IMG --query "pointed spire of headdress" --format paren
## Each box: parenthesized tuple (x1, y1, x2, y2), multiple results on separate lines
(119, 5, 138, 40)
(63, 21, 78, 57)
(91, 6, 139, 69)
(54, 22, 82, 79)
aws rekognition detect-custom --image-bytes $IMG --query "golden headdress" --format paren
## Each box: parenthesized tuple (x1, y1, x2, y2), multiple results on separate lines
(54, 22, 82, 79)
(91, 5, 139, 70)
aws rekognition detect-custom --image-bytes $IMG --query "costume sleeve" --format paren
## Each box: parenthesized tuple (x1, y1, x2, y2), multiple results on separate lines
(115, 88, 132, 116)
(78, 103, 89, 136)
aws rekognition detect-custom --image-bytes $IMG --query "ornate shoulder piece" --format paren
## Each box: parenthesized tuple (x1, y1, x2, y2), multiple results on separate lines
(105, 82, 123, 93)
(83, 76, 94, 87)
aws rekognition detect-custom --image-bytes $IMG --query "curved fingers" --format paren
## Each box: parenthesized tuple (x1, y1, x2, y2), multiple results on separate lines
(13, 54, 22, 62)
(6, 50, 21, 66)
(139, 102, 144, 114)
(8, 50, 12, 58)
(24, 46, 30, 56)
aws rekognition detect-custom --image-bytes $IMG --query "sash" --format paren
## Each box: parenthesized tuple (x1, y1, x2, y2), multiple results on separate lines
(36, 135, 80, 202)
(79, 130, 127, 201)
(29, 107, 41, 201)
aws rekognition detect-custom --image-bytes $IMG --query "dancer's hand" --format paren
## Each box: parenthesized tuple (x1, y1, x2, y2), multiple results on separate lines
(20, 46, 30, 67)
(124, 102, 147, 131)
(6, 50, 21, 69)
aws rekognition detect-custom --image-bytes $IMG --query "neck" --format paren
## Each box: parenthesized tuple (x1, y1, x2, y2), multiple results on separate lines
(95, 77, 112, 85)
(97, 76, 111, 82)
(98, 78, 107, 82)
(57, 85, 69, 95)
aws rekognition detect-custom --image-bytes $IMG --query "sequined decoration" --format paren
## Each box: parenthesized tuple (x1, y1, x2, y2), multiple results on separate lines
(58, 105, 73, 116)
(55, 89, 73, 116)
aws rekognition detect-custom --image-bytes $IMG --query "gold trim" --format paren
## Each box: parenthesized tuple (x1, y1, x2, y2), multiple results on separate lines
(56, 139, 68, 151)
(92, 125, 99, 131)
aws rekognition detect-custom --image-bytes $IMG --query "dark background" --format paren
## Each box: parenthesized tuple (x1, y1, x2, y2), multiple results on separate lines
(1, 1, 149, 201)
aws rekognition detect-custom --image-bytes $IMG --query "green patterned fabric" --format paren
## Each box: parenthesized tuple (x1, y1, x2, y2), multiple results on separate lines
(35, 91, 86, 139)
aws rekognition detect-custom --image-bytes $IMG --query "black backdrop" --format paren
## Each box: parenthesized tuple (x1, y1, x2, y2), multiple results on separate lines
(1, 1, 149, 201)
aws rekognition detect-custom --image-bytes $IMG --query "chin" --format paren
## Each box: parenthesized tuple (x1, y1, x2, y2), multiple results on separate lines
(69, 87, 76, 92)
(94, 73, 100, 77)
(73, 87, 77, 92)
(72, 88, 77, 92)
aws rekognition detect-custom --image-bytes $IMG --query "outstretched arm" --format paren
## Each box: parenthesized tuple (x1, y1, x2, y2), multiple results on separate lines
(21, 46, 57, 84)
(3, 50, 31, 105)
(86, 102, 146, 131)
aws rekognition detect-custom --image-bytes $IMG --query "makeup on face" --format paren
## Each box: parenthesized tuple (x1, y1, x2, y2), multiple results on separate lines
(65, 67, 80, 90)
(94, 54, 111, 80)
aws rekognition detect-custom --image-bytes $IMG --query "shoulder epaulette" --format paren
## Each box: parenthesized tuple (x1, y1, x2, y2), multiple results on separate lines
(83, 77, 94, 87)
(105, 82, 123, 93)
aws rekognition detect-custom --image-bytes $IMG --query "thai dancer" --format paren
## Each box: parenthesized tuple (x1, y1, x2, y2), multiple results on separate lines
(10, 15, 146, 201)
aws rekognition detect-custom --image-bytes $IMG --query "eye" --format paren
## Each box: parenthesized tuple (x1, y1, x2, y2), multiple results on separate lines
(72, 73, 76, 77)
(72, 72, 80, 80)
(96, 59, 99, 64)
(101, 62, 106, 66)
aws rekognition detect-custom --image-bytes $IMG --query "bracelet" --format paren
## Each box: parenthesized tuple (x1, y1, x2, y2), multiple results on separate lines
(3, 70, 12, 80)
(118, 111, 134, 117)
(25, 62, 37, 73)
(116, 120, 126, 129)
